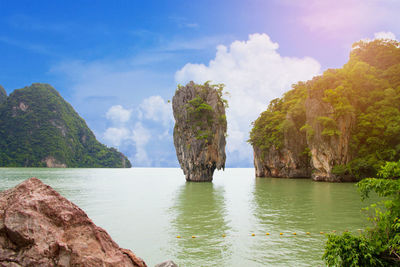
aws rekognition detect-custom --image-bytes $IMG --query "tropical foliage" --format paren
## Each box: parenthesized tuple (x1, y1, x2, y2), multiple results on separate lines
(182, 81, 228, 142)
(323, 160, 400, 266)
(249, 39, 400, 179)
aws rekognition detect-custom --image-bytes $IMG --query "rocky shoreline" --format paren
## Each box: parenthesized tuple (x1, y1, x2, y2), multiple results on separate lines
(0, 178, 146, 266)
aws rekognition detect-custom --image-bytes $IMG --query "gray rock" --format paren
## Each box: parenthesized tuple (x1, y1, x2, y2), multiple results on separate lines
(252, 84, 356, 182)
(305, 89, 356, 182)
(155, 260, 178, 267)
(172, 81, 227, 182)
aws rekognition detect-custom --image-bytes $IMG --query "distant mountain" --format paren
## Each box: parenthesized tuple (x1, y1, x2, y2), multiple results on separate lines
(0, 83, 131, 168)
(0, 85, 6, 104)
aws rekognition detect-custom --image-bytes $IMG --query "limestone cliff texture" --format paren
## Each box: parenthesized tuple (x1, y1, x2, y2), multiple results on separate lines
(250, 39, 400, 182)
(172, 81, 227, 182)
(253, 112, 311, 178)
(0, 178, 146, 267)
(305, 88, 355, 181)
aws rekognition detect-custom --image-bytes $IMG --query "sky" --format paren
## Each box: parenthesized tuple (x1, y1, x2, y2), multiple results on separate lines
(0, 0, 399, 167)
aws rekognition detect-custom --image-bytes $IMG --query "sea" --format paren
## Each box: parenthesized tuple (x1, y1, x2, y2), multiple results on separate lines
(0, 168, 373, 266)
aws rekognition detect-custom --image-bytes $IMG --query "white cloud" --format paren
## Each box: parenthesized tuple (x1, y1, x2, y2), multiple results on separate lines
(374, 31, 397, 40)
(132, 122, 151, 166)
(106, 105, 132, 124)
(103, 127, 130, 147)
(359, 31, 398, 44)
(102, 98, 174, 167)
(176, 33, 321, 166)
(138, 95, 173, 127)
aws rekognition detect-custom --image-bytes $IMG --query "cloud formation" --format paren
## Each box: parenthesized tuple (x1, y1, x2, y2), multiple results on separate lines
(103, 127, 130, 147)
(106, 105, 132, 124)
(374, 31, 397, 40)
(138, 95, 173, 127)
(176, 33, 321, 166)
(131, 122, 151, 166)
(102, 95, 175, 167)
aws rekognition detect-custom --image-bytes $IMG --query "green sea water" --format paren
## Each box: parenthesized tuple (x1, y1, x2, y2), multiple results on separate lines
(0, 168, 374, 266)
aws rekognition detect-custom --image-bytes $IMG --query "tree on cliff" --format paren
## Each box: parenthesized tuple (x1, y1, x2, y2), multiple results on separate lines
(323, 160, 400, 266)
(249, 39, 400, 181)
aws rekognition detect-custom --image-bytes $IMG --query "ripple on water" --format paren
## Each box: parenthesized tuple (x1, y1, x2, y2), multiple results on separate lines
(0, 168, 374, 266)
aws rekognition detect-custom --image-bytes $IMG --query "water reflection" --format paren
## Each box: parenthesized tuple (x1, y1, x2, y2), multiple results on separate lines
(250, 178, 370, 266)
(0, 168, 374, 266)
(168, 182, 232, 266)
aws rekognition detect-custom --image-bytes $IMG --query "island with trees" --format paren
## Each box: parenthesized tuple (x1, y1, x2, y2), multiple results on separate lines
(249, 39, 400, 182)
(0, 83, 131, 168)
(172, 81, 228, 182)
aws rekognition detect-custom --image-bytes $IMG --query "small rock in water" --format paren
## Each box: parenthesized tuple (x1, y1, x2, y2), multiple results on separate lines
(155, 260, 179, 267)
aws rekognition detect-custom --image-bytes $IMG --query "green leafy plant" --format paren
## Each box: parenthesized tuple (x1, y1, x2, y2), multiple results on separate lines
(181, 81, 228, 142)
(323, 160, 400, 266)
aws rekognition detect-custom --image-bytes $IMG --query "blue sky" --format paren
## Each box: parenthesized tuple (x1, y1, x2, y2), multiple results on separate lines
(1, 0, 399, 167)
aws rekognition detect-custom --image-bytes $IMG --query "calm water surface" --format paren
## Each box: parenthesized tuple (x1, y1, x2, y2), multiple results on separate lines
(0, 168, 373, 266)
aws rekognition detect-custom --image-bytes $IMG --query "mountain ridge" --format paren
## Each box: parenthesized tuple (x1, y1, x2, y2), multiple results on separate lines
(0, 83, 131, 168)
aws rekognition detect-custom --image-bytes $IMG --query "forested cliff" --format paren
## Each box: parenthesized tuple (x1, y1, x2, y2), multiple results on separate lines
(249, 39, 400, 181)
(0, 83, 131, 168)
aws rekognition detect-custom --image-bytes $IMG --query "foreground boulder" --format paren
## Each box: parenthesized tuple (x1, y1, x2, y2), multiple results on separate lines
(0, 178, 146, 267)
(172, 81, 227, 182)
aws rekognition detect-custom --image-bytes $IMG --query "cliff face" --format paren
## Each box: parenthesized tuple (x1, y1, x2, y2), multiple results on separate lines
(0, 83, 131, 168)
(172, 81, 227, 182)
(252, 85, 356, 182)
(253, 113, 311, 178)
(250, 39, 400, 182)
(0, 178, 146, 266)
(251, 86, 356, 182)
(305, 89, 356, 181)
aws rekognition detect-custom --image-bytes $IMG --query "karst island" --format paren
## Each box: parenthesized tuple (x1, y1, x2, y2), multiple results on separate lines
(172, 81, 228, 182)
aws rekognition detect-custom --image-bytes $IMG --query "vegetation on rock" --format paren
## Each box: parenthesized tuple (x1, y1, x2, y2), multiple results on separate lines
(0, 83, 131, 168)
(182, 82, 228, 142)
(249, 39, 400, 180)
(249, 82, 308, 156)
(323, 160, 400, 266)
(172, 81, 227, 182)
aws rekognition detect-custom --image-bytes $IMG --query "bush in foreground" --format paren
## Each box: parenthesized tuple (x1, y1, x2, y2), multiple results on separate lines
(323, 161, 400, 266)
